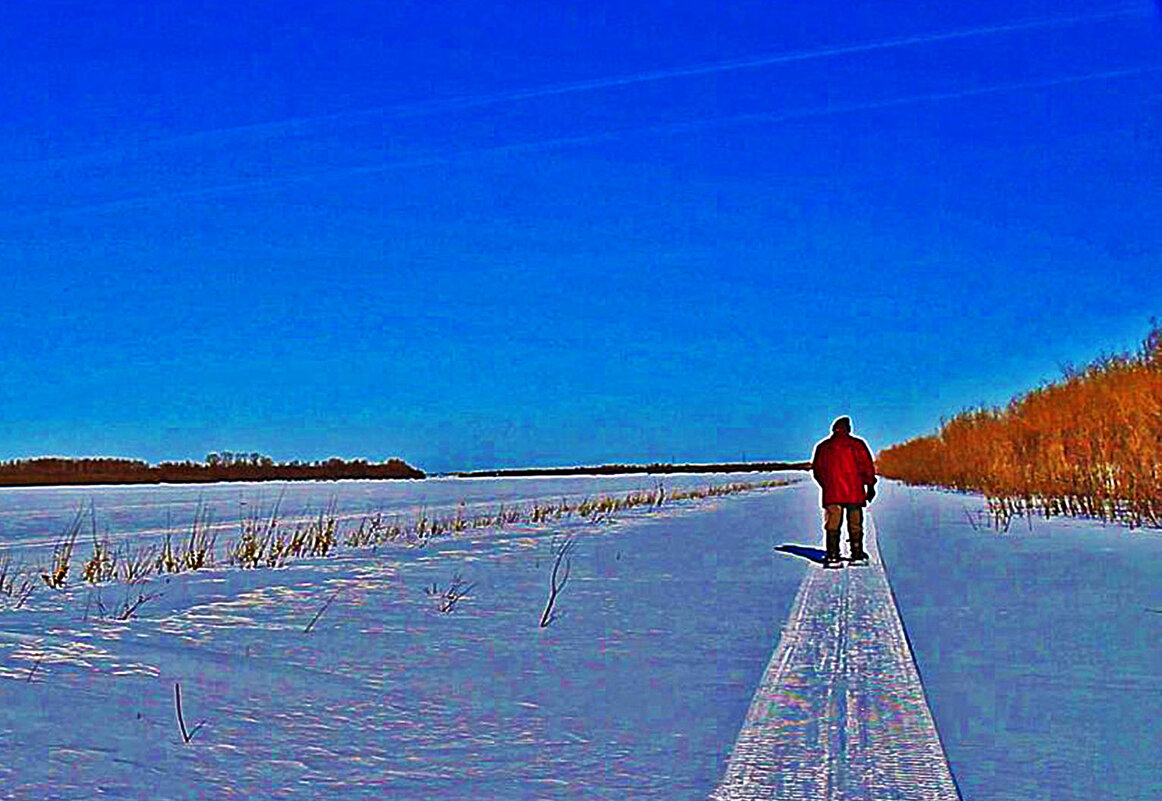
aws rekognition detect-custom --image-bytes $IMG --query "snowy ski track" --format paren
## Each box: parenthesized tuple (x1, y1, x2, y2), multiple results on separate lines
(713, 512, 962, 800)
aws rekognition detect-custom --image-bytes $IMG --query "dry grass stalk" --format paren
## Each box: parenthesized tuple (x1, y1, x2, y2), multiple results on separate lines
(17, 478, 792, 594)
(41, 507, 83, 589)
(119, 543, 157, 584)
(0, 552, 36, 608)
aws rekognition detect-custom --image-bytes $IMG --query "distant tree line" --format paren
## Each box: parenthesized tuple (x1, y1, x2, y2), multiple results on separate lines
(455, 460, 810, 478)
(0, 454, 425, 487)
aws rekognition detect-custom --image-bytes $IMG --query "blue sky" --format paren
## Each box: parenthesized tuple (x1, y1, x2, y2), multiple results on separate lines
(2, 0, 1160, 472)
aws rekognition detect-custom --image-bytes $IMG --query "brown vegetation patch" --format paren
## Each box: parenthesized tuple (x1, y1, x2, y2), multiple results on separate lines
(879, 323, 1162, 527)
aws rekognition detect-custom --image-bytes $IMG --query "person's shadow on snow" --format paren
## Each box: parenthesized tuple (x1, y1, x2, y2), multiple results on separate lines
(774, 544, 827, 565)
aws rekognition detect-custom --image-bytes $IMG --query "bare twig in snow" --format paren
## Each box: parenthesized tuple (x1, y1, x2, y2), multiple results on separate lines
(87, 587, 161, 621)
(304, 585, 344, 633)
(117, 591, 160, 620)
(540, 536, 577, 628)
(425, 571, 477, 613)
(173, 682, 206, 743)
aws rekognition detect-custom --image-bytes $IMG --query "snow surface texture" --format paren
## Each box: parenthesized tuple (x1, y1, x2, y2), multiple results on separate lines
(713, 513, 960, 800)
(873, 482, 1162, 801)
(0, 475, 807, 800)
(3, 476, 1159, 799)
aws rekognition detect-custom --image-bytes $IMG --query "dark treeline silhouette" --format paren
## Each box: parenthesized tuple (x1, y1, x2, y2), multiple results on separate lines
(455, 461, 811, 478)
(0, 454, 425, 487)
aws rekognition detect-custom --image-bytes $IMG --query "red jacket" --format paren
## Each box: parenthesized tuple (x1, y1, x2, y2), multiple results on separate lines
(812, 431, 877, 506)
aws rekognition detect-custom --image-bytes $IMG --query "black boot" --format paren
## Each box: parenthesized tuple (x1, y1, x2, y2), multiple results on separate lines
(824, 529, 844, 568)
(848, 532, 869, 564)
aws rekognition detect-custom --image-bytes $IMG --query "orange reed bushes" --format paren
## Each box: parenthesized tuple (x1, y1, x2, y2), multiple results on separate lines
(878, 324, 1162, 527)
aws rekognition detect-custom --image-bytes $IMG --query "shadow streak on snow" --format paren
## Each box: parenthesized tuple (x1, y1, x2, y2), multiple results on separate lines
(774, 544, 827, 565)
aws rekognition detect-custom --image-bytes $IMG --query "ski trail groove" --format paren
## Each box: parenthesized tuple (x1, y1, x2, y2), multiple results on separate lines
(712, 513, 961, 800)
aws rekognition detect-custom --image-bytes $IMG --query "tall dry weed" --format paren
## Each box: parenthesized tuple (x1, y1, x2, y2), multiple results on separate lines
(879, 323, 1162, 527)
(41, 507, 84, 589)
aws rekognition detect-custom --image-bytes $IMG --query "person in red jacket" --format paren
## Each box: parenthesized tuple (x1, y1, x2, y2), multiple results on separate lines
(811, 416, 877, 568)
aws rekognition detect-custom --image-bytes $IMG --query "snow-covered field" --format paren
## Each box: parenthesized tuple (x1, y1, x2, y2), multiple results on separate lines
(0, 474, 808, 799)
(873, 482, 1162, 801)
(1, 475, 1159, 799)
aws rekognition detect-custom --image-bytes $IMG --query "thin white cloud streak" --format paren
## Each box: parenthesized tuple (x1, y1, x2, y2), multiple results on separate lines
(19, 62, 1162, 222)
(10, 3, 1149, 168)
(404, 5, 1148, 110)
